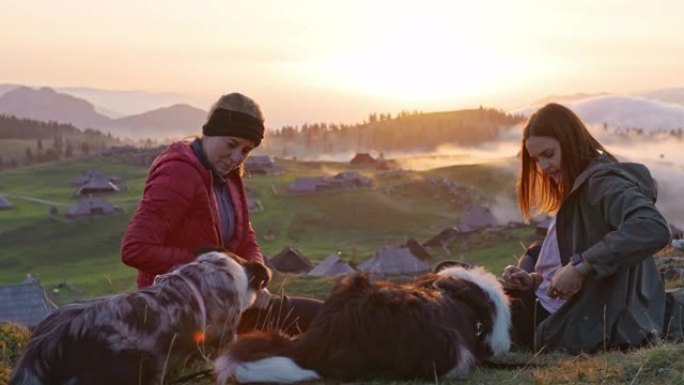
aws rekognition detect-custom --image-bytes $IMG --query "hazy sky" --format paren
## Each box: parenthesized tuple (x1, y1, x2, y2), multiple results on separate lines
(1, 0, 683, 127)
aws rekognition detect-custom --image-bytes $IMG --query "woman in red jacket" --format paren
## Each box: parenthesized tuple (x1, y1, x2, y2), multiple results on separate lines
(122, 92, 322, 335)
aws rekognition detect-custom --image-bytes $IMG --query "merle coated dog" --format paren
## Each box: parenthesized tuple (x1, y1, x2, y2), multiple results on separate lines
(9, 251, 270, 385)
(216, 263, 510, 383)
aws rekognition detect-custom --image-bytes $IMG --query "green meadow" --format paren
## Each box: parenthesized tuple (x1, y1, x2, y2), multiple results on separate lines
(0, 155, 528, 302)
(3, 154, 684, 384)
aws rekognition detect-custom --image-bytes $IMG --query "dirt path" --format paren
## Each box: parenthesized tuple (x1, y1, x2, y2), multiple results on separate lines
(4, 194, 71, 207)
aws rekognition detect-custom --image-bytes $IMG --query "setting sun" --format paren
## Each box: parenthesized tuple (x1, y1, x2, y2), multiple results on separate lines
(2, 2, 684, 383)
(0, 0, 683, 126)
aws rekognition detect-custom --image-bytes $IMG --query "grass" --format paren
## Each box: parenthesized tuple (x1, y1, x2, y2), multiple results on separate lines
(0, 322, 31, 384)
(3, 320, 684, 385)
(1, 156, 525, 303)
(2, 155, 684, 384)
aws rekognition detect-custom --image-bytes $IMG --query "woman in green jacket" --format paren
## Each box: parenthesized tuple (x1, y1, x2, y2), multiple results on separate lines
(501, 103, 671, 354)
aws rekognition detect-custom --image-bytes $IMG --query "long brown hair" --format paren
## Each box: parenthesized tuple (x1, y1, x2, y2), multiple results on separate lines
(517, 103, 615, 220)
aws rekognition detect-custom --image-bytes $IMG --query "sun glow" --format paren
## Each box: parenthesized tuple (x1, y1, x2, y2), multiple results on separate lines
(2, 1, 684, 124)
(321, 44, 509, 102)
(296, 4, 536, 106)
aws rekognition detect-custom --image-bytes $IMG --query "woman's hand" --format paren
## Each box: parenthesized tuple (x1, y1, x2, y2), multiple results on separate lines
(501, 265, 536, 291)
(253, 287, 273, 310)
(548, 264, 584, 299)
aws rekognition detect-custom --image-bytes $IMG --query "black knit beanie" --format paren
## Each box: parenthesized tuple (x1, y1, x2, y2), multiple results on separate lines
(202, 108, 265, 147)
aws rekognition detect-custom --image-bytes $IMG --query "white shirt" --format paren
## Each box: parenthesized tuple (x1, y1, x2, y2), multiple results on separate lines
(534, 217, 567, 313)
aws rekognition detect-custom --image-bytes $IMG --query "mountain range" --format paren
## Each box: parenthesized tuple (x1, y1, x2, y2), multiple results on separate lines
(0, 86, 207, 140)
(55, 87, 206, 118)
(516, 95, 684, 132)
(2, 82, 684, 140)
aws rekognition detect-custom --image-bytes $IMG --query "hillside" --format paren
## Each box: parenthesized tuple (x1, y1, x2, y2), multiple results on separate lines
(109, 103, 206, 140)
(0, 87, 110, 129)
(0, 95, 527, 164)
(56, 87, 202, 117)
(2, 155, 684, 385)
(639, 87, 684, 106)
(517, 95, 684, 134)
(0, 115, 124, 168)
(0, 86, 207, 141)
(0, 83, 21, 97)
(0, 155, 528, 302)
(0, 115, 82, 139)
(265, 107, 524, 159)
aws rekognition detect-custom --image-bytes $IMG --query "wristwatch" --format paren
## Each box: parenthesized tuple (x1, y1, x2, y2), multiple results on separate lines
(570, 253, 591, 276)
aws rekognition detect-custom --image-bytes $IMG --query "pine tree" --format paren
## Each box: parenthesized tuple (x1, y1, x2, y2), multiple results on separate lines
(65, 141, 73, 158)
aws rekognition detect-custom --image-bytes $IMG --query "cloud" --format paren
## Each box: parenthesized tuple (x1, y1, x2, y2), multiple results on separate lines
(608, 140, 684, 227)
(513, 96, 684, 132)
(490, 192, 523, 225)
(494, 121, 684, 227)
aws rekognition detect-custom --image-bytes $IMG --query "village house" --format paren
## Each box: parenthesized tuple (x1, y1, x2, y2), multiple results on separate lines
(349, 152, 376, 165)
(0, 195, 14, 210)
(244, 155, 285, 175)
(67, 197, 119, 217)
(0, 277, 57, 327)
(288, 171, 372, 194)
(357, 246, 430, 276)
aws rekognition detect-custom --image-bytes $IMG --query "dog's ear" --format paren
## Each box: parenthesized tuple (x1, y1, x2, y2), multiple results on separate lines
(244, 262, 272, 290)
(435, 276, 492, 325)
(414, 273, 440, 289)
(332, 272, 371, 296)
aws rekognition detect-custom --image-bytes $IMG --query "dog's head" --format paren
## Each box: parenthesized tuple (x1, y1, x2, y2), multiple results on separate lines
(196, 251, 271, 311)
(156, 250, 271, 312)
(192, 247, 271, 290)
(435, 265, 511, 356)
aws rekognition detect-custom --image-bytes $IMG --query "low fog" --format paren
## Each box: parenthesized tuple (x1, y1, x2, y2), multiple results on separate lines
(259, 111, 683, 228)
(487, 123, 684, 228)
(516, 95, 684, 132)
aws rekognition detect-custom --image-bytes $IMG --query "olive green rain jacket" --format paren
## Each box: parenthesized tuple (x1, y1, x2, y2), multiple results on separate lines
(535, 156, 671, 354)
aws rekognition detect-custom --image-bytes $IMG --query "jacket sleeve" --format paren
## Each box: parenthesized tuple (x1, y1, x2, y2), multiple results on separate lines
(582, 173, 671, 277)
(236, 221, 264, 264)
(121, 160, 198, 275)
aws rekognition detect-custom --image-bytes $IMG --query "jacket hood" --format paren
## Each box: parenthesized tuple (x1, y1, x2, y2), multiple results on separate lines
(153, 140, 243, 185)
(571, 155, 658, 202)
(155, 141, 203, 168)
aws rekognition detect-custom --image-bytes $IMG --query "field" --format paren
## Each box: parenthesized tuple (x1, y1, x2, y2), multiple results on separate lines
(2, 154, 684, 384)
(0, 155, 527, 300)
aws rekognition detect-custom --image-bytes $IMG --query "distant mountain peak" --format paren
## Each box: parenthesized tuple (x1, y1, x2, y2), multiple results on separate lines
(639, 87, 684, 106)
(532, 92, 611, 107)
(516, 95, 684, 133)
(55, 86, 206, 117)
(0, 86, 110, 128)
(0, 83, 210, 140)
(117, 103, 205, 119)
(109, 103, 207, 140)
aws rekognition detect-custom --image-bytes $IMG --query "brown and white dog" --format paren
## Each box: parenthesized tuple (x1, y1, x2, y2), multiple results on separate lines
(9, 251, 270, 385)
(216, 264, 510, 383)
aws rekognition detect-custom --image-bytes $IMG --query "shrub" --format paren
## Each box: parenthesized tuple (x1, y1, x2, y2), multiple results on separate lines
(0, 322, 31, 384)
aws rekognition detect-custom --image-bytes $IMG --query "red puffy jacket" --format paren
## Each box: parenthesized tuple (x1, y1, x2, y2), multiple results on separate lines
(121, 141, 263, 288)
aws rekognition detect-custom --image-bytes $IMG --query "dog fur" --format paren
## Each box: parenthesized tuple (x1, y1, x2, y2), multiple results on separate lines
(216, 264, 510, 383)
(9, 251, 270, 385)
